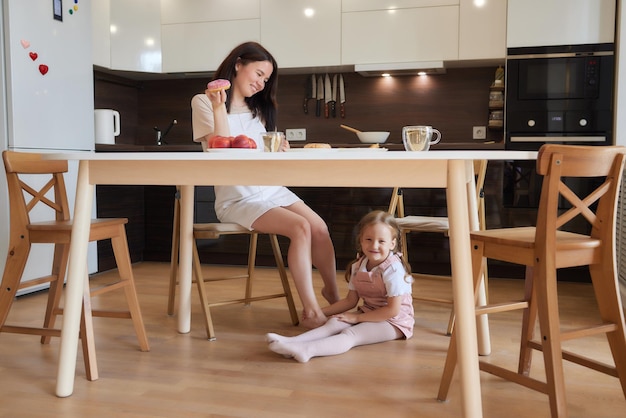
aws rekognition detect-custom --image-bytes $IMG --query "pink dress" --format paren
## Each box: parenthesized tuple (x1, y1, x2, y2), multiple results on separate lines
(348, 254, 414, 338)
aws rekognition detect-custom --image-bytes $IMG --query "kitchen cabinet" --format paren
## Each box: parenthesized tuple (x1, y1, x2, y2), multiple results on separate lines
(160, 0, 261, 73)
(160, 0, 260, 24)
(108, 0, 162, 72)
(260, 0, 341, 68)
(342, 0, 458, 12)
(459, 0, 506, 60)
(507, 0, 616, 48)
(92, 0, 111, 68)
(341, 5, 459, 65)
(161, 21, 261, 73)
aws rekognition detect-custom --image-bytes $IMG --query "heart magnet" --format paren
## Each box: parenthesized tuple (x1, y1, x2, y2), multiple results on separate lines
(29, 52, 38, 61)
(39, 64, 48, 75)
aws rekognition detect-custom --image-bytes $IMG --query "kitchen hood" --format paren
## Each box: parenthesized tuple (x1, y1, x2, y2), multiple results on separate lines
(355, 61, 446, 77)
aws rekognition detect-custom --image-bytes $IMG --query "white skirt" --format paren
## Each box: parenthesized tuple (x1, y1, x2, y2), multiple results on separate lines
(215, 185, 302, 230)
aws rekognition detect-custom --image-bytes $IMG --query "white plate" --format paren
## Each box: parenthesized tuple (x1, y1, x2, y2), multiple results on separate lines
(336, 147, 388, 152)
(287, 148, 338, 152)
(206, 148, 262, 153)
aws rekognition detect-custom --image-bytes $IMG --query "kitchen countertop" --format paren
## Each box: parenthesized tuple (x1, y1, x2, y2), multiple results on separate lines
(96, 141, 504, 152)
(95, 144, 203, 152)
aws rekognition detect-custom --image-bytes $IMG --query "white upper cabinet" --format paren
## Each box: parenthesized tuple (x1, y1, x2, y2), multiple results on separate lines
(160, 0, 261, 73)
(342, 4, 459, 65)
(459, 0, 506, 60)
(103, 0, 622, 74)
(507, 0, 616, 48)
(260, 0, 341, 68)
(92, 0, 111, 68)
(161, 21, 261, 73)
(109, 0, 162, 72)
(161, 0, 260, 23)
(342, 0, 458, 12)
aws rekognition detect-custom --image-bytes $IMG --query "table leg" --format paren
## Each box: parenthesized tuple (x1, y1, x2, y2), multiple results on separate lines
(447, 160, 483, 417)
(177, 185, 194, 333)
(56, 160, 93, 397)
(465, 163, 491, 356)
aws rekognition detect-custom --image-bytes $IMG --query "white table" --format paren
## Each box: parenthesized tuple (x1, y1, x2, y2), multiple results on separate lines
(46, 150, 536, 417)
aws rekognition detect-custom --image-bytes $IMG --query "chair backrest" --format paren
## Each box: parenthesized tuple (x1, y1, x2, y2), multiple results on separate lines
(534, 144, 626, 254)
(2, 151, 71, 235)
(388, 159, 488, 226)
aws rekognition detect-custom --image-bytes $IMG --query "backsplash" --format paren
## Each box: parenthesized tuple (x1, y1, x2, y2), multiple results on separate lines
(94, 66, 503, 147)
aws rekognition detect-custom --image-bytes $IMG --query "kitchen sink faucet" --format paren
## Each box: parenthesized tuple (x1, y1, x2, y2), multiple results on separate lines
(154, 119, 177, 145)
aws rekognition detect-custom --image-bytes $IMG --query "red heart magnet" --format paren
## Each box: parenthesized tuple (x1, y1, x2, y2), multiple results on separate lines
(39, 64, 48, 75)
(29, 52, 38, 61)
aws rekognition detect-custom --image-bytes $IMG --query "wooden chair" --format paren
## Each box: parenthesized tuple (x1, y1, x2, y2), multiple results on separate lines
(168, 190, 299, 340)
(388, 160, 488, 335)
(437, 145, 626, 417)
(0, 150, 149, 380)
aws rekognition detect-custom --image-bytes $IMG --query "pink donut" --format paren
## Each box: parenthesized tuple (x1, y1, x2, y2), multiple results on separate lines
(207, 79, 231, 92)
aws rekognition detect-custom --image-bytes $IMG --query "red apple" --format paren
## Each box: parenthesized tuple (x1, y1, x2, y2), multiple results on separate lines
(209, 135, 231, 148)
(232, 134, 256, 149)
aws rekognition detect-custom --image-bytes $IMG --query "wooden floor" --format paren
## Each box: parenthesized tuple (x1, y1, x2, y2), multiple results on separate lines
(1, 262, 625, 418)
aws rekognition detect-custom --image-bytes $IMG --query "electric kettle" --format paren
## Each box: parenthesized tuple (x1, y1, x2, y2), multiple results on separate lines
(94, 109, 120, 145)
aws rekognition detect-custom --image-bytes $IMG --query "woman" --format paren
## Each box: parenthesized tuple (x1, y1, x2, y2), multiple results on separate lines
(191, 42, 339, 328)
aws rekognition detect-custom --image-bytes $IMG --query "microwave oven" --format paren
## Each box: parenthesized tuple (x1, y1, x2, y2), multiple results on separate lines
(505, 43, 615, 150)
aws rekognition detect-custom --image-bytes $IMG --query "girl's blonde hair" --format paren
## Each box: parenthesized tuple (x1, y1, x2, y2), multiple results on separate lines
(344, 210, 412, 282)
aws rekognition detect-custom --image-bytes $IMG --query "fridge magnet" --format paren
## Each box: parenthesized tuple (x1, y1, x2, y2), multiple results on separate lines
(29, 52, 38, 61)
(39, 64, 49, 75)
(20, 39, 30, 49)
(69, 0, 78, 15)
(53, 0, 63, 21)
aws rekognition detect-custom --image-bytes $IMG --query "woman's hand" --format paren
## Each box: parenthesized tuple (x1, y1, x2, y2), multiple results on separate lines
(279, 138, 290, 152)
(333, 312, 360, 324)
(205, 88, 227, 109)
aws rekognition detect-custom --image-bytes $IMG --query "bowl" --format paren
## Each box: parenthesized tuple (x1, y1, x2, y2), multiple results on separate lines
(356, 131, 390, 144)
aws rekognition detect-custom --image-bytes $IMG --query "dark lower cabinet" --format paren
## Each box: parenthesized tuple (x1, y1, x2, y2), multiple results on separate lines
(96, 185, 146, 271)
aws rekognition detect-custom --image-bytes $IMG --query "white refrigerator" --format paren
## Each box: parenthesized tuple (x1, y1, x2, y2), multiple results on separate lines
(0, 0, 97, 294)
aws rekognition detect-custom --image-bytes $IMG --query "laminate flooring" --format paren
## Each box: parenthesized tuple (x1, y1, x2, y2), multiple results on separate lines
(0, 262, 625, 417)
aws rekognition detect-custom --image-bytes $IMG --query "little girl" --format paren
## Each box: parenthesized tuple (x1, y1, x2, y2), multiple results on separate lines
(266, 210, 414, 362)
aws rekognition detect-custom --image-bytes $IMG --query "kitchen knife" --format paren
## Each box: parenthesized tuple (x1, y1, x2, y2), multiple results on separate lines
(331, 74, 337, 118)
(303, 74, 313, 114)
(324, 74, 332, 118)
(339, 74, 346, 118)
(316, 75, 324, 117)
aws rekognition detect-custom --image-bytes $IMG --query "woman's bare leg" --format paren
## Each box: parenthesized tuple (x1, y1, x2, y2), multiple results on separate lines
(252, 206, 328, 328)
(282, 202, 340, 304)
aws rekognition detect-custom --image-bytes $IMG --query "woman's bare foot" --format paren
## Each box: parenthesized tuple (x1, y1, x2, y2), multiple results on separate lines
(321, 287, 340, 304)
(300, 312, 327, 329)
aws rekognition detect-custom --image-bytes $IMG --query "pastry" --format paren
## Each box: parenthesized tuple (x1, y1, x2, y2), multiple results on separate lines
(304, 143, 331, 149)
(207, 79, 231, 92)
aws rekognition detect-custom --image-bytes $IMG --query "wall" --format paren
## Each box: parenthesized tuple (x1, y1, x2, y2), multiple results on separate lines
(94, 67, 503, 147)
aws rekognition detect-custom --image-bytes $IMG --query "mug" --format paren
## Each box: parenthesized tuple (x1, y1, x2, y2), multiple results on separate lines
(402, 126, 441, 151)
(262, 131, 285, 152)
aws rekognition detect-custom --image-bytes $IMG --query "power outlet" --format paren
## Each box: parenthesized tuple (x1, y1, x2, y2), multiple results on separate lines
(473, 126, 486, 140)
(286, 128, 306, 141)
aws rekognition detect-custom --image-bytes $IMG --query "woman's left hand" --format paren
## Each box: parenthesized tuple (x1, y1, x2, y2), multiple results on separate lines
(334, 312, 359, 324)
(279, 138, 290, 152)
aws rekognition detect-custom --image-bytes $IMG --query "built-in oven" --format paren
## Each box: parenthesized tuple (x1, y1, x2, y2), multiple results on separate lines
(505, 43, 615, 150)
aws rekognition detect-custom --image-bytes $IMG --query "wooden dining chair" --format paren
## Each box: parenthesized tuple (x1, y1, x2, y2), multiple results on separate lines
(437, 145, 626, 417)
(388, 159, 488, 335)
(168, 189, 299, 340)
(0, 150, 150, 381)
